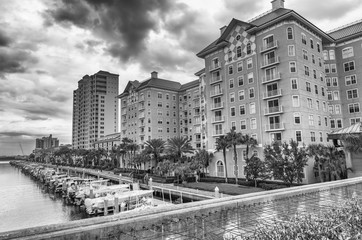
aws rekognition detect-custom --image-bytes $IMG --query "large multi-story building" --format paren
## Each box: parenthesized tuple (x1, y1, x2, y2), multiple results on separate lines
(72, 70, 119, 149)
(195, 0, 362, 183)
(35, 134, 59, 149)
(118, 71, 207, 151)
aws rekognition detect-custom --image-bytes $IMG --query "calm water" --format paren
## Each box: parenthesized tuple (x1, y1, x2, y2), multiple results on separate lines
(0, 162, 89, 233)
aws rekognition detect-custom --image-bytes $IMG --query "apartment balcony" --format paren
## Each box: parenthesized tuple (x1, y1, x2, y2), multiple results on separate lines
(121, 110, 127, 116)
(211, 102, 224, 110)
(139, 105, 145, 111)
(210, 88, 223, 98)
(209, 62, 221, 72)
(193, 94, 200, 100)
(139, 123, 145, 128)
(212, 130, 226, 137)
(263, 89, 282, 100)
(139, 113, 145, 119)
(210, 76, 223, 85)
(194, 120, 201, 126)
(264, 106, 284, 115)
(121, 104, 127, 109)
(195, 138, 201, 142)
(265, 123, 285, 132)
(139, 96, 145, 102)
(261, 56, 280, 69)
(121, 118, 127, 123)
(139, 132, 145, 136)
(212, 116, 225, 123)
(260, 40, 279, 54)
(261, 72, 281, 84)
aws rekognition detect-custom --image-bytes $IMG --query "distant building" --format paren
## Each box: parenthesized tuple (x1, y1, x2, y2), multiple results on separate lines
(93, 132, 121, 152)
(35, 134, 59, 149)
(72, 70, 119, 149)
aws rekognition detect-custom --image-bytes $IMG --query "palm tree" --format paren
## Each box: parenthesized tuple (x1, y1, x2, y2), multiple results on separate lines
(193, 149, 213, 176)
(241, 134, 258, 161)
(215, 136, 230, 183)
(166, 136, 195, 161)
(144, 138, 166, 164)
(226, 129, 243, 184)
(307, 144, 326, 182)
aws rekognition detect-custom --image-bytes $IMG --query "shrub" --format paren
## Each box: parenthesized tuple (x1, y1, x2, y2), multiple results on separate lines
(241, 196, 362, 239)
(259, 183, 287, 190)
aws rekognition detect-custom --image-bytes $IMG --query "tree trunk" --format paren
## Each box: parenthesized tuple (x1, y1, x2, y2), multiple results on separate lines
(233, 144, 238, 185)
(223, 150, 228, 183)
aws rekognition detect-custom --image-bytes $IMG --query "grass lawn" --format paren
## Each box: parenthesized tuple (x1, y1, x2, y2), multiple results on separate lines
(180, 182, 265, 196)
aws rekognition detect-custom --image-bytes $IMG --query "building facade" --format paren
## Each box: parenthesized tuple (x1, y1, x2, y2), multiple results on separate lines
(196, 0, 362, 183)
(93, 132, 121, 152)
(118, 71, 206, 151)
(35, 134, 59, 149)
(72, 70, 119, 149)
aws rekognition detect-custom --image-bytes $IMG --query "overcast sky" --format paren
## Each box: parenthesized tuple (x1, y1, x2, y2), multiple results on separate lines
(1, 0, 361, 155)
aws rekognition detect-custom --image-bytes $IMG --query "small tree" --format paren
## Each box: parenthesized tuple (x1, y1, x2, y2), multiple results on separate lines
(193, 149, 213, 176)
(244, 155, 270, 187)
(264, 139, 308, 186)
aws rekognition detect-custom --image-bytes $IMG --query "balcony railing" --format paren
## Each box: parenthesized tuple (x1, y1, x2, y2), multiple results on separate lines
(263, 89, 282, 99)
(211, 102, 224, 110)
(212, 129, 226, 137)
(139, 96, 145, 102)
(261, 72, 281, 84)
(210, 76, 223, 85)
(212, 116, 225, 123)
(260, 40, 278, 53)
(264, 106, 284, 115)
(121, 111, 127, 116)
(139, 105, 145, 111)
(209, 62, 221, 72)
(265, 123, 285, 131)
(139, 113, 145, 119)
(210, 88, 223, 97)
(261, 56, 280, 69)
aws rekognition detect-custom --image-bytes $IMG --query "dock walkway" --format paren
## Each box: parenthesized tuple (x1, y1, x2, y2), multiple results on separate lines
(57, 166, 220, 200)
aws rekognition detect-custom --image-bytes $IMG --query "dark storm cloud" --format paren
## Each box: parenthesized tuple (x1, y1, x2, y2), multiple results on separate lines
(18, 104, 70, 118)
(45, 0, 174, 62)
(0, 30, 10, 47)
(35, 70, 49, 75)
(24, 116, 49, 121)
(0, 48, 38, 76)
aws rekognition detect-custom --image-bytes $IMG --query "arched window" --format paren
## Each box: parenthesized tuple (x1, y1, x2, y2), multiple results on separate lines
(236, 46, 242, 58)
(246, 42, 251, 55)
(216, 161, 224, 177)
(287, 27, 293, 39)
(228, 51, 232, 62)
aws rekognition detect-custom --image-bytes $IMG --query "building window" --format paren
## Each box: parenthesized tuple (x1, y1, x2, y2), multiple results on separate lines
(321, 87, 325, 96)
(307, 98, 312, 108)
(229, 79, 234, 88)
(238, 76, 244, 86)
(327, 91, 332, 100)
(311, 132, 316, 142)
(333, 91, 339, 100)
(157, 92, 162, 98)
(228, 65, 233, 75)
(239, 105, 245, 115)
(240, 120, 246, 130)
(347, 89, 358, 99)
(317, 43, 321, 52)
(323, 102, 326, 112)
(247, 58, 253, 69)
(246, 42, 252, 55)
(249, 102, 256, 114)
(304, 66, 310, 76)
(331, 64, 337, 73)
(325, 117, 328, 126)
(303, 49, 308, 60)
(228, 51, 232, 62)
(313, 70, 317, 79)
(288, 45, 295, 56)
(342, 47, 354, 59)
(332, 77, 338, 87)
(329, 105, 334, 114)
(248, 72, 254, 84)
(323, 51, 329, 61)
(237, 61, 243, 72)
(157, 102, 162, 107)
(331, 119, 336, 128)
(318, 57, 322, 67)
(238, 90, 245, 101)
(236, 46, 242, 58)
(309, 115, 314, 125)
(316, 100, 320, 110)
(326, 78, 331, 87)
(294, 112, 301, 124)
(249, 88, 255, 98)
(250, 118, 257, 129)
(349, 103, 360, 113)
(350, 118, 361, 125)
(344, 61, 355, 72)
(230, 107, 236, 117)
(337, 119, 343, 128)
(292, 95, 300, 107)
(306, 82, 311, 92)
(312, 54, 315, 64)
(345, 75, 357, 86)
(287, 27, 293, 39)
(291, 78, 298, 89)
(301, 33, 307, 44)
(329, 50, 335, 60)
(230, 92, 235, 103)
(231, 121, 236, 130)
(296, 131, 302, 142)
(314, 85, 318, 94)
(310, 39, 314, 49)
(289, 61, 296, 73)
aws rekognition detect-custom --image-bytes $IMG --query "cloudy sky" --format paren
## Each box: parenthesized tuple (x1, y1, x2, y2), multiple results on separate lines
(1, 0, 361, 155)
